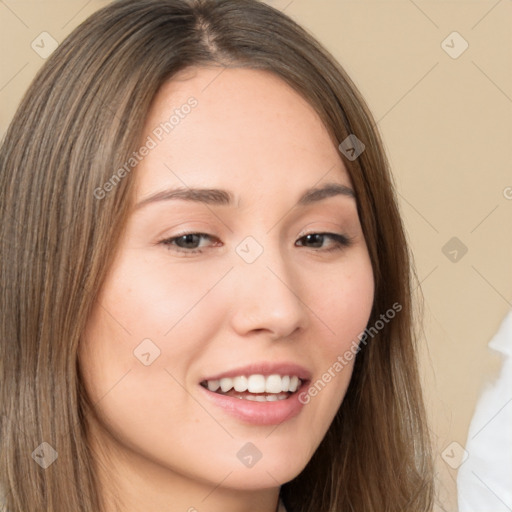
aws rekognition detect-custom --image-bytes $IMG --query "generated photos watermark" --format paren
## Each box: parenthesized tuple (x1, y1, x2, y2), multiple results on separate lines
(298, 302, 402, 404)
(93, 96, 198, 200)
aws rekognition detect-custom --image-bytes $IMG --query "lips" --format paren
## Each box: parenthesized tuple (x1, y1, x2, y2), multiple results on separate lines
(197, 362, 312, 424)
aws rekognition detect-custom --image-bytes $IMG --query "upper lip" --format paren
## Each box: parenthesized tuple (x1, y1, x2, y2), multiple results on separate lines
(201, 362, 312, 383)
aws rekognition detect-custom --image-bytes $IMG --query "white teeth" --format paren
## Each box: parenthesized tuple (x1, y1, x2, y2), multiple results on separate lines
(233, 376, 248, 392)
(289, 376, 300, 392)
(203, 374, 303, 394)
(265, 374, 283, 394)
(207, 379, 220, 392)
(242, 393, 288, 402)
(247, 374, 266, 393)
(220, 378, 233, 392)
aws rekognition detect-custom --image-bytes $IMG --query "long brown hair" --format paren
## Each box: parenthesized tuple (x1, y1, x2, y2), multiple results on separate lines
(0, 1, 434, 510)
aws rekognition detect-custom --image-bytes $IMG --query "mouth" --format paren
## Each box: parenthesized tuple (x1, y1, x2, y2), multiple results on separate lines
(200, 374, 305, 402)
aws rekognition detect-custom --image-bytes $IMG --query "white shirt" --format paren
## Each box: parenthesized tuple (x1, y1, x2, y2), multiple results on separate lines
(457, 311, 512, 511)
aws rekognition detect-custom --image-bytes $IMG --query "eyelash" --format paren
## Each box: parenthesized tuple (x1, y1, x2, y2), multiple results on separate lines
(158, 231, 353, 255)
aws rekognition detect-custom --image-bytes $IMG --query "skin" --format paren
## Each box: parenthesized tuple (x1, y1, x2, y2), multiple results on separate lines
(79, 66, 375, 512)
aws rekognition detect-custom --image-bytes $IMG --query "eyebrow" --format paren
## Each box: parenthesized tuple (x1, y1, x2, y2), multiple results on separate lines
(134, 182, 355, 210)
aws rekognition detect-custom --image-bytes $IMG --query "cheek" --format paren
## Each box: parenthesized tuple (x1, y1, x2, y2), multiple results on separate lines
(78, 255, 231, 406)
(102, 253, 231, 339)
(77, 261, 233, 471)
(305, 252, 375, 354)
(295, 252, 374, 426)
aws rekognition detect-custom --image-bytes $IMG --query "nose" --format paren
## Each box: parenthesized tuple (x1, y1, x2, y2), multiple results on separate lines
(229, 246, 309, 341)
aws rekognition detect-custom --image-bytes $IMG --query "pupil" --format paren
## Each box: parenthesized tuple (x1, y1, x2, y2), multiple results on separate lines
(179, 234, 199, 248)
(306, 234, 323, 247)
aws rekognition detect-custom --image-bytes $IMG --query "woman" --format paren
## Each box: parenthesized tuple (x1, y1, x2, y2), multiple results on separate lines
(0, 1, 434, 511)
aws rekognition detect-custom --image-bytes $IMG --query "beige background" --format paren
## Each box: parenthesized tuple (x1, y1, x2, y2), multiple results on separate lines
(1, 1, 511, 510)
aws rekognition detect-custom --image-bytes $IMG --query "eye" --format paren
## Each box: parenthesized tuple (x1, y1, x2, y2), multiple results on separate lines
(159, 232, 220, 254)
(295, 232, 352, 252)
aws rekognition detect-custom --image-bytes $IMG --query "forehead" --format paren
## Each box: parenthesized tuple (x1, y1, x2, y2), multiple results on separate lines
(134, 66, 351, 201)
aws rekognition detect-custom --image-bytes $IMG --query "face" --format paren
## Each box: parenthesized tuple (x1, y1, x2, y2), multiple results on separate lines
(79, 66, 374, 501)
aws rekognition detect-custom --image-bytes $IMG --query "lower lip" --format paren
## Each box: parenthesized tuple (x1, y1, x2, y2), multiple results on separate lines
(198, 382, 309, 426)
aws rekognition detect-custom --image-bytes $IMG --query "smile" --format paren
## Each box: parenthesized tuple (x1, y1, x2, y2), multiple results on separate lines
(200, 374, 302, 402)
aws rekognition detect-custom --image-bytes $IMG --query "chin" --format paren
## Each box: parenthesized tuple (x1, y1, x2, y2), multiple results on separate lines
(215, 444, 314, 490)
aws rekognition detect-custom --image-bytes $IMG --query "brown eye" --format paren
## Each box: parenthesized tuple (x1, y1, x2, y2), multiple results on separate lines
(174, 234, 203, 249)
(300, 233, 324, 248)
(295, 233, 352, 251)
(159, 232, 219, 254)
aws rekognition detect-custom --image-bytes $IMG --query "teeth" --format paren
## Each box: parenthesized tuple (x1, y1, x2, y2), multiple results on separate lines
(248, 374, 266, 393)
(203, 374, 303, 394)
(265, 374, 283, 394)
(242, 393, 288, 401)
(220, 378, 232, 392)
(207, 379, 220, 392)
(233, 376, 248, 392)
(289, 376, 300, 393)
